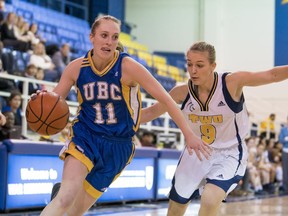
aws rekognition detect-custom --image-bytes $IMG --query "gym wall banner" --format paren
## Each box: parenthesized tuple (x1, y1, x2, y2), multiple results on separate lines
(6, 154, 63, 209)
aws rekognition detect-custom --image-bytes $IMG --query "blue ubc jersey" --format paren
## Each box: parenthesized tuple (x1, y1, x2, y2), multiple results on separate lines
(74, 50, 142, 138)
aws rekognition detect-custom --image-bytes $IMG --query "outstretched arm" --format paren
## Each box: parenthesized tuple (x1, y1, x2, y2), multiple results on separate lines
(226, 65, 288, 101)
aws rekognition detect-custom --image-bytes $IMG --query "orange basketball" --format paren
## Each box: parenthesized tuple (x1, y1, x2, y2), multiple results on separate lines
(25, 91, 70, 136)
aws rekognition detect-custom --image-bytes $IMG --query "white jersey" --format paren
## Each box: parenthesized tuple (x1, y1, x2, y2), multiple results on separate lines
(181, 72, 249, 149)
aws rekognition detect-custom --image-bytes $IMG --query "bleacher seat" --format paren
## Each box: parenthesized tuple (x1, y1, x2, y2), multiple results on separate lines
(67, 90, 77, 102)
(169, 119, 178, 128)
(6, 0, 187, 89)
(152, 118, 164, 127)
(16, 8, 33, 22)
(12, 51, 27, 74)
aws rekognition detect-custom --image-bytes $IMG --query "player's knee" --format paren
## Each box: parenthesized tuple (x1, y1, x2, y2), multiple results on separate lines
(53, 194, 75, 210)
(200, 195, 221, 210)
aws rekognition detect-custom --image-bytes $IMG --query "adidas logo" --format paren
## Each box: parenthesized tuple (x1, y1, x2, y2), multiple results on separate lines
(115, 71, 119, 76)
(218, 101, 225, 107)
(216, 174, 224, 179)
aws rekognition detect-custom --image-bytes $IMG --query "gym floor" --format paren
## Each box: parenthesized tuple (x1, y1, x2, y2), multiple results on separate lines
(0, 194, 287, 216)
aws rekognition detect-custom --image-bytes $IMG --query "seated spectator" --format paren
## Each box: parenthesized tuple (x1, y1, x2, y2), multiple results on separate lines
(256, 142, 275, 194)
(13, 15, 25, 39)
(18, 64, 41, 95)
(1, 12, 29, 52)
(28, 42, 58, 81)
(0, 69, 17, 91)
(1, 47, 14, 74)
(0, 0, 5, 25)
(0, 110, 15, 141)
(35, 67, 47, 90)
(139, 131, 156, 148)
(0, 94, 6, 126)
(0, 110, 24, 140)
(247, 141, 267, 195)
(0, 111, 6, 126)
(16, 20, 33, 50)
(52, 43, 71, 77)
(2, 90, 22, 126)
(272, 154, 283, 192)
(27, 23, 43, 47)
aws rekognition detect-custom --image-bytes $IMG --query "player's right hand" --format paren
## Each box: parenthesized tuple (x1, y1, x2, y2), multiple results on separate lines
(30, 90, 47, 100)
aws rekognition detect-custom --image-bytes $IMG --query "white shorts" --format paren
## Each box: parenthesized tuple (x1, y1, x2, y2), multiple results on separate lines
(169, 144, 248, 204)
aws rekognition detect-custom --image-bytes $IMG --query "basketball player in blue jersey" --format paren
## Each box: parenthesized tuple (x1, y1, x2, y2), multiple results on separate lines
(39, 16, 211, 216)
(141, 41, 288, 216)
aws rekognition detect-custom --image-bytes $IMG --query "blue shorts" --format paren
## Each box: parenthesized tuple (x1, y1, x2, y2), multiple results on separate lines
(59, 121, 135, 199)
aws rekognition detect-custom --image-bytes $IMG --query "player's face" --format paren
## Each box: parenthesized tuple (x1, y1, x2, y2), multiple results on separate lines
(186, 51, 216, 86)
(90, 20, 120, 60)
(10, 95, 21, 109)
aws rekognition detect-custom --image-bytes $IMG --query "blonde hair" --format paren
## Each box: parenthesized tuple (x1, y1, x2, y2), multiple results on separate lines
(187, 41, 216, 64)
(90, 15, 121, 35)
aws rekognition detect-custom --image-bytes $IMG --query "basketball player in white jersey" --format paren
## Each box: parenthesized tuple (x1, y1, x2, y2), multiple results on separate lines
(141, 41, 288, 216)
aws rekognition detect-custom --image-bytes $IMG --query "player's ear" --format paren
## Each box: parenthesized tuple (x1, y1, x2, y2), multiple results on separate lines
(211, 62, 216, 72)
(89, 33, 94, 43)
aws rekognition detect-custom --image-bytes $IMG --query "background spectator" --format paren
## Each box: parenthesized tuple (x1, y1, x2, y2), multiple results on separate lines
(27, 22, 41, 48)
(260, 113, 276, 140)
(278, 116, 288, 194)
(1, 12, 29, 52)
(0, 110, 15, 141)
(35, 67, 46, 90)
(18, 64, 41, 95)
(2, 90, 22, 126)
(28, 42, 58, 81)
(139, 131, 156, 148)
(0, 0, 5, 25)
(51, 43, 70, 78)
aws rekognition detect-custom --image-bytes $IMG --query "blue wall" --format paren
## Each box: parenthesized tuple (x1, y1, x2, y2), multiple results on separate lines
(275, 0, 288, 66)
(88, 0, 125, 27)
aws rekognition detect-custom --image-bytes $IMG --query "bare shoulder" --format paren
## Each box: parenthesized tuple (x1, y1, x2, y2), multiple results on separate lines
(66, 57, 84, 70)
(121, 56, 150, 86)
(225, 71, 240, 82)
(63, 57, 84, 81)
(122, 56, 139, 70)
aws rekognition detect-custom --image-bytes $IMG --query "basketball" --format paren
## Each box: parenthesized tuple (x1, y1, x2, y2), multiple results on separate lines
(25, 91, 70, 136)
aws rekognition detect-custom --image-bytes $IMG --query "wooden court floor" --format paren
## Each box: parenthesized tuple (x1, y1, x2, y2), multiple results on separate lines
(0, 195, 287, 215)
